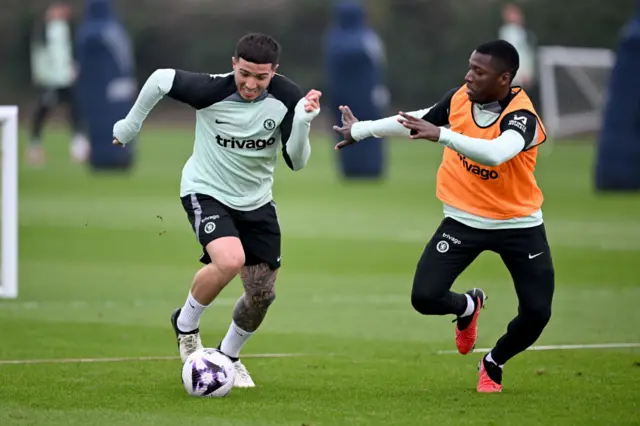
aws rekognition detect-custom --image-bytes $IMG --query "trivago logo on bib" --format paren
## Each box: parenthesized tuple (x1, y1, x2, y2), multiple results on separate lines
(457, 154, 499, 180)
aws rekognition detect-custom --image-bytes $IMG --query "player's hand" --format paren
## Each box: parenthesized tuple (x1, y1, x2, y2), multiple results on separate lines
(295, 90, 322, 123)
(112, 118, 141, 147)
(304, 89, 322, 113)
(397, 111, 441, 141)
(333, 105, 359, 150)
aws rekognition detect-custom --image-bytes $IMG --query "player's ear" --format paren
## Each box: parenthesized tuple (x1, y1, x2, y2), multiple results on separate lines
(231, 57, 238, 69)
(499, 72, 511, 87)
(271, 64, 279, 74)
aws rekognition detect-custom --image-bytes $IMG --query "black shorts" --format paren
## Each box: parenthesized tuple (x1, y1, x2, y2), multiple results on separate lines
(413, 217, 554, 300)
(181, 194, 281, 270)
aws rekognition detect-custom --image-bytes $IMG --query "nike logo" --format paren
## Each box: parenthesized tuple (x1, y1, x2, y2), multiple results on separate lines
(215, 119, 231, 125)
(188, 302, 195, 309)
(528, 252, 543, 259)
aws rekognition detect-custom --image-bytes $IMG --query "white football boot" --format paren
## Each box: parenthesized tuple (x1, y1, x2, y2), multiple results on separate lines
(170, 308, 204, 363)
(232, 360, 256, 388)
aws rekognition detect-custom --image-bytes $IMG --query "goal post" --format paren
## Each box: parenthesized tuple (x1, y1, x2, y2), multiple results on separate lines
(538, 45, 616, 140)
(0, 106, 18, 299)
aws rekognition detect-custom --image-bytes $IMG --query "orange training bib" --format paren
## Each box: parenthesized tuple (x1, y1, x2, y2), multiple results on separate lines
(436, 85, 547, 219)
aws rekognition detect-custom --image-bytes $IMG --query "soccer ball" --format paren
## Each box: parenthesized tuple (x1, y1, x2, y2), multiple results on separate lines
(181, 348, 236, 397)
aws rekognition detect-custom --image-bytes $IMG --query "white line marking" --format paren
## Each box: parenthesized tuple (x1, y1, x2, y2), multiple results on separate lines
(4, 344, 637, 365)
(437, 343, 640, 354)
(0, 353, 308, 366)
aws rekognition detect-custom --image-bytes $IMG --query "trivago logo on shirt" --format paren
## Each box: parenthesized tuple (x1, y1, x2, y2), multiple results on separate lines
(457, 153, 499, 180)
(215, 134, 276, 150)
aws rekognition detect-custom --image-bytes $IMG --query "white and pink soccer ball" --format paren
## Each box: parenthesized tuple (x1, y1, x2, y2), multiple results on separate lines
(181, 348, 236, 397)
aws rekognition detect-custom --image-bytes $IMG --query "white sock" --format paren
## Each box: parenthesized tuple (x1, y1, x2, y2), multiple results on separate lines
(460, 294, 475, 317)
(486, 352, 504, 369)
(177, 292, 207, 332)
(219, 321, 253, 359)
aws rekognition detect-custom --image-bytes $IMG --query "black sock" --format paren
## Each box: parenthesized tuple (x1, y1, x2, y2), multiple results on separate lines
(455, 295, 476, 330)
(483, 355, 503, 384)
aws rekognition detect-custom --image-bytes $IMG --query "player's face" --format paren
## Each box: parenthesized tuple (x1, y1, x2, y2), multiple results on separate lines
(232, 57, 278, 101)
(464, 51, 510, 104)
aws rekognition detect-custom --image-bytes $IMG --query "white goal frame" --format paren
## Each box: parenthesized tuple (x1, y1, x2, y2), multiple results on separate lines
(538, 45, 616, 140)
(0, 106, 18, 299)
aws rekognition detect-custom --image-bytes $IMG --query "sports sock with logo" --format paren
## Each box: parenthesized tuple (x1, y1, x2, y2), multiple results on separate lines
(177, 292, 207, 332)
(219, 321, 254, 359)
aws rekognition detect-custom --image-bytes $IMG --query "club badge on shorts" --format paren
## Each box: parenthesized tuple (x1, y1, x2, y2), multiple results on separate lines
(204, 222, 216, 234)
(436, 240, 450, 253)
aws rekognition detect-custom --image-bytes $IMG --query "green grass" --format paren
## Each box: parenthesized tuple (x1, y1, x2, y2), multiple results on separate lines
(1, 126, 639, 425)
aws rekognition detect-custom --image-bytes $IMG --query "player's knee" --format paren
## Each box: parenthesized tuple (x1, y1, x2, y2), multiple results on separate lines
(522, 273, 554, 328)
(411, 276, 448, 314)
(215, 251, 245, 276)
(532, 305, 552, 327)
(248, 288, 276, 308)
(206, 237, 245, 276)
(411, 290, 439, 315)
(264, 288, 276, 306)
(243, 265, 277, 308)
(411, 292, 427, 313)
(522, 303, 552, 329)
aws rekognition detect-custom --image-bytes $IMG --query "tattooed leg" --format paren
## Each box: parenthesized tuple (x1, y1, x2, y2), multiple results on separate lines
(219, 263, 277, 359)
(233, 263, 278, 332)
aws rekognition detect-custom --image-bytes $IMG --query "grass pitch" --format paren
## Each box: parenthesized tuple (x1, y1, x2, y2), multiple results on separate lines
(1, 126, 639, 425)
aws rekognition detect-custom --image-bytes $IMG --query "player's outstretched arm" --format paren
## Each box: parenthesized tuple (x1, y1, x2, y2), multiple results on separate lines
(437, 128, 526, 167)
(333, 87, 457, 150)
(282, 89, 322, 171)
(333, 106, 431, 150)
(112, 69, 176, 147)
(401, 109, 538, 167)
(113, 68, 225, 146)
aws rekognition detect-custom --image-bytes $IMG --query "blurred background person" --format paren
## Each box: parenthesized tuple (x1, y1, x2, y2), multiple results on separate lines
(499, 3, 539, 108)
(324, 0, 389, 180)
(28, 1, 89, 166)
(75, 0, 137, 172)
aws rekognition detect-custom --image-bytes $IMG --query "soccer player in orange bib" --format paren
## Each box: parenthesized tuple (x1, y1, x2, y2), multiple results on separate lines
(333, 40, 554, 393)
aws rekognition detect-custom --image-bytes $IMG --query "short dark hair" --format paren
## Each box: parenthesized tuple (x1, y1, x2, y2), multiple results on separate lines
(235, 33, 281, 66)
(475, 40, 520, 81)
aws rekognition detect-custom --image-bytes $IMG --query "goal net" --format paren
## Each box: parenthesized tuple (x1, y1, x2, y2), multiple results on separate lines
(0, 106, 18, 299)
(538, 46, 616, 140)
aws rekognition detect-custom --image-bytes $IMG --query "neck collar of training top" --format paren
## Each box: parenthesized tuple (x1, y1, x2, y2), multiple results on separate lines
(474, 86, 522, 113)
